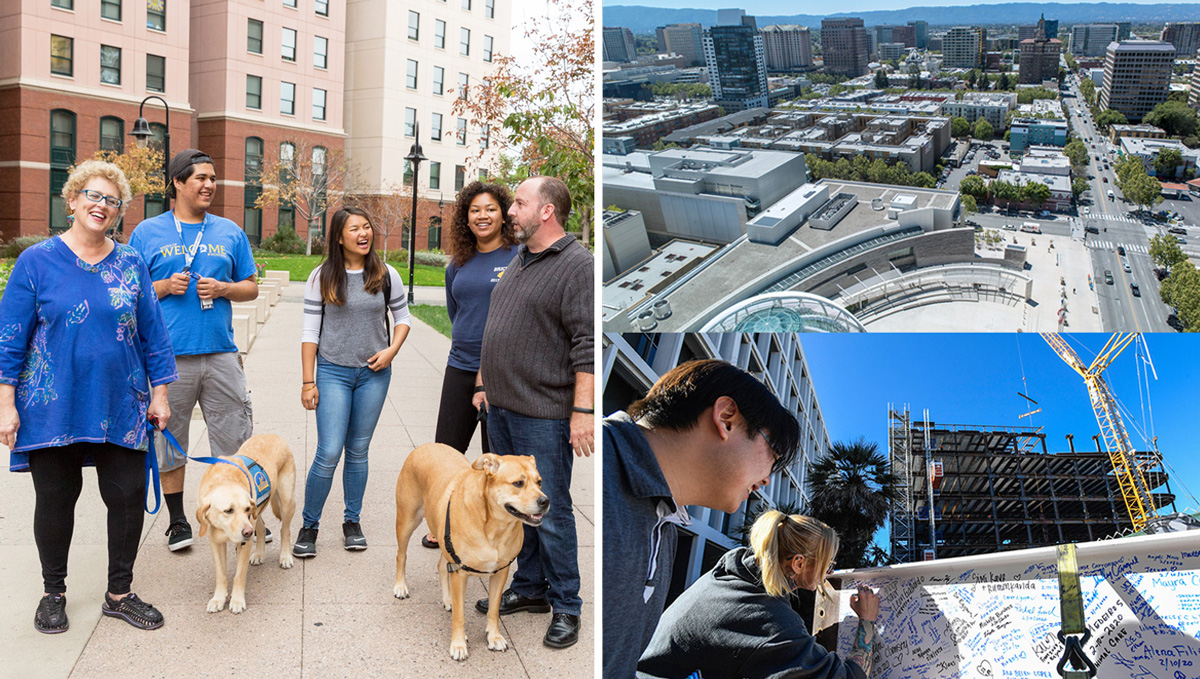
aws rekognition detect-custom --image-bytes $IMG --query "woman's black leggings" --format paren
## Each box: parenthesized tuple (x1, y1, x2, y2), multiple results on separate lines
(27, 442, 146, 595)
(434, 365, 490, 454)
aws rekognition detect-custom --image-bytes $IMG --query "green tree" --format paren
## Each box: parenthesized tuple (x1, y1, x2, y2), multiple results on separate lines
(959, 174, 988, 199)
(1094, 108, 1128, 131)
(1064, 139, 1089, 168)
(1154, 148, 1183, 179)
(1143, 100, 1200, 138)
(1072, 177, 1089, 198)
(951, 116, 971, 138)
(1150, 233, 1188, 271)
(908, 62, 924, 89)
(997, 72, 1010, 91)
(806, 438, 899, 569)
(992, 179, 1021, 203)
(966, 69, 977, 88)
(874, 69, 890, 89)
(961, 193, 978, 214)
(1159, 260, 1200, 331)
(973, 118, 994, 141)
(1022, 181, 1051, 206)
(1078, 78, 1096, 105)
(1126, 171, 1164, 213)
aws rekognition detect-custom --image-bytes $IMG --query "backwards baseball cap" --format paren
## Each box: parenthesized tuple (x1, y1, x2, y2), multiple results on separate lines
(166, 149, 214, 199)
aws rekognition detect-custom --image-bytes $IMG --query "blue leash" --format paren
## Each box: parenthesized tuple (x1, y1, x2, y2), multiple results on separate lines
(144, 421, 255, 514)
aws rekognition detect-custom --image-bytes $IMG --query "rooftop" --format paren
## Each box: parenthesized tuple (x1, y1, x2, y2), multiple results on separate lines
(601, 240, 719, 323)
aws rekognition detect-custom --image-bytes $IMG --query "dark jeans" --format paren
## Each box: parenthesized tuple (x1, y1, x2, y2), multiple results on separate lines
(28, 442, 146, 595)
(487, 406, 581, 615)
(434, 365, 489, 454)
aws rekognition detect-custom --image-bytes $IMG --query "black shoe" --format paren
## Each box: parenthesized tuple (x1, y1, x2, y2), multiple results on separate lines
(293, 526, 318, 558)
(102, 593, 164, 630)
(165, 520, 193, 551)
(475, 588, 551, 615)
(265, 526, 274, 544)
(543, 612, 581, 649)
(343, 521, 367, 550)
(34, 593, 68, 634)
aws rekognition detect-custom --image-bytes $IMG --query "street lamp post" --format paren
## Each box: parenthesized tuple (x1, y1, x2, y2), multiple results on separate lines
(129, 96, 171, 214)
(403, 122, 427, 305)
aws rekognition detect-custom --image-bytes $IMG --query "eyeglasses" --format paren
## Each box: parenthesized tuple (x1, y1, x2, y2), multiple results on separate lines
(78, 189, 123, 209)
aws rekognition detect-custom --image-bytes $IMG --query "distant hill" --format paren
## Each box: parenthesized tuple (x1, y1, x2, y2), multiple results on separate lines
(605, 3, 1200, 34)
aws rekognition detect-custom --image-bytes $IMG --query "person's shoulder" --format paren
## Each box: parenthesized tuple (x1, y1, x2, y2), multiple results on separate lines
(14, 237, 59, 266)
(130, 212, 171, 237)
(306, 264, 324, 284)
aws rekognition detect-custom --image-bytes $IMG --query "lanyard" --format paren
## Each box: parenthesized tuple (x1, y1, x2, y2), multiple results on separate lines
(172, 211, 207, 272)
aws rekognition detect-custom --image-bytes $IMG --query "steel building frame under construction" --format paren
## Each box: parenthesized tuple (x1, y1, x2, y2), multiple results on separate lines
(888, 406, 1175, 562)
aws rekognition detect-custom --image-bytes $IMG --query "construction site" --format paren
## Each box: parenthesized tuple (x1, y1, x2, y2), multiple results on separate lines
(888, 333, 1184, 563)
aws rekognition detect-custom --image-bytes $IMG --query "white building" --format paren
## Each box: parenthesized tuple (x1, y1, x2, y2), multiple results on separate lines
(761, 24, 813, 70)
(942, 27, 983, 69)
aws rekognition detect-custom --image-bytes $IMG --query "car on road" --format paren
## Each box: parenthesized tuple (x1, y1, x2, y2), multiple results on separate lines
(1085, 225, 1099, 234)
(1168, 226, 1187, 235)
(1124, 262, 1131, 273)
(1103, 177, 1108, 183)
(1131, 282, 1141, 297)
(1104, 270, 1114, 284)
(1118, 245, 1126, 256)
(1167, 313, 1184, 331)
(1003, 223, 1017, 231)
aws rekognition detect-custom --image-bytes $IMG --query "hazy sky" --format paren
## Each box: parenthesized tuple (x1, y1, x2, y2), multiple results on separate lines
(610, 0, 1178, 13)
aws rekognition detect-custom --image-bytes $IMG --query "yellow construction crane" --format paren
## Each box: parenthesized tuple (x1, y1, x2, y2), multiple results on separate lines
(1041, 333, 1157, 531)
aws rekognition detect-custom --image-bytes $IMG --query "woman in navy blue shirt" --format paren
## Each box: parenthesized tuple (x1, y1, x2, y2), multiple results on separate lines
(0, 160, 177, 633)
(426, 181, 517, 548)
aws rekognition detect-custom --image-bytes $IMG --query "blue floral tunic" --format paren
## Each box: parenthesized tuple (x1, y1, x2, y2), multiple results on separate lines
(0, 237, 177, 470)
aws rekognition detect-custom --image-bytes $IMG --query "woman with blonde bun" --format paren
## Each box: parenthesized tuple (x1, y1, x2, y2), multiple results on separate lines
(637, 510, 880, 679)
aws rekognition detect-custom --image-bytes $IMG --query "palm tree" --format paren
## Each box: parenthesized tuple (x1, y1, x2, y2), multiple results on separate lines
(806, 437, 899, 569)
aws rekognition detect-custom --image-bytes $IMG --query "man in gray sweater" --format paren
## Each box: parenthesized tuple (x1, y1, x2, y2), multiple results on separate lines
(603, 360, 802, 679)
(474, 176, 594, 649)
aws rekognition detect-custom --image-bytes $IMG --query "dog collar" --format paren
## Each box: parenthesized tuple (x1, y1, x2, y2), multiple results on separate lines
(443, 488, 517, 576)
(232, 455, 272, 508)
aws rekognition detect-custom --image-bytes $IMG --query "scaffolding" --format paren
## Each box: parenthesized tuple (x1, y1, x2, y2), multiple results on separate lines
(889, 416, 1174, 561)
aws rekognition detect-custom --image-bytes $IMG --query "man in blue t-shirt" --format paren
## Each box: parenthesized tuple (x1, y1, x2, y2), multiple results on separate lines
(129, 149, 260, 552)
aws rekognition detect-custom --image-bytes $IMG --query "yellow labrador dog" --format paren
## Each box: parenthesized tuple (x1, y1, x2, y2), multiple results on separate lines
(393, 443, 549, 661)
(195, 434, 296, 613)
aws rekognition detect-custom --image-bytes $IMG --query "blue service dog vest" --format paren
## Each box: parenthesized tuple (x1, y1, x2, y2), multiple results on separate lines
(232, 455, 272, 508)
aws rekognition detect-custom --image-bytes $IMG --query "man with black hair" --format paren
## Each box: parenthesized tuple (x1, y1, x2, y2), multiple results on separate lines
(129, 149, 260, 552)
(602, 359, 802, 679)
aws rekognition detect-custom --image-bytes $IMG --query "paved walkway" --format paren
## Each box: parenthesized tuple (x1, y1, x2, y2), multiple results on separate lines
(0, 284, 593, 678)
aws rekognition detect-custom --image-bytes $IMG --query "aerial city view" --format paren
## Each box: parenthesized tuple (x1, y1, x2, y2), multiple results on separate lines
(601, 2, 1200, 333)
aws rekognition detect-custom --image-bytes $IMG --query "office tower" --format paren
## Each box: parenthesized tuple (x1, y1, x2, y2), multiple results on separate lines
(761, 25, 813, 70)
(656, 23, 704, 66)
(1100, 41, 1176, 123)
(908, 20, 928, 49)
(603, 26, 636, 63)
(1019, 26, 1062, 85)
(821, 17, 869, 77)
(943, 26, 984, 69)
(703, 12, 769, 110)
(1162, 23, 1200, 59)
(1071, 24, 1120, 57)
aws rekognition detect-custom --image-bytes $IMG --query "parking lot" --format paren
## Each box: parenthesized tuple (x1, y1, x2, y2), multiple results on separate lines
(939, 140, 1012, 193)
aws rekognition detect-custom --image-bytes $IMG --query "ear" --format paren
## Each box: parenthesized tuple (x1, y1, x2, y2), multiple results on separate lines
(471, 453, 502, 475)
(195, 502, 210, 538)
(711, 395, 740, 441)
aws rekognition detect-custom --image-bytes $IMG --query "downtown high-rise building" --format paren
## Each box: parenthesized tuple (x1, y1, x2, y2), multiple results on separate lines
(1071, 24, 1120, 57)
(943, 26, 985, 69)
(1019, 16, 1062, 85)
(908, 20, 929, 49)
(703, 10, 768, 111)
(656, 22, 704, 67)
(821, 17, 869, 77)
(1100, 40, 1176, 123)
(603, 26, 636, 63)
(761, 24, 813, 70)
(1162, 22, 1200, 59)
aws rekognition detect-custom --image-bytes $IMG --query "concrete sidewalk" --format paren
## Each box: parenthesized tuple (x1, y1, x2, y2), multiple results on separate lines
(0, 285, 594, 678)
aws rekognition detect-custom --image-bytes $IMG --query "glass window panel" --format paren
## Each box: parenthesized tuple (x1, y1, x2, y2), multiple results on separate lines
(462, 0, 471, 9)
(405, 108, 416, 137)
(101, 0, 121, 21)
(431, 112, 442, 140)
(245, 137, 264, 181)
(454, 165, 465, 191)
(433, 66, 444, 95)
(458, 73, 468, 99)
(100, 45, 121, 85)
(460, 28, 470, 55)
(51, 0, 72, 9)
(407, 59, 418, 89)
(486, 0, 494, 18)
(316, 0, 328, 16)
(484, 35, 493, 62)
(435, 20, 445, 49)
(282, 27, 297, 61)
(456, 118, 467, 145)
(146, 54, 165, 92)
(50, 110, 75, 157)
(283, 0, 297, 8)
(429, 161, 441, 190)
(408, 11, 419, 40)
(50, 35, 73, 76)
(247, 74, 262, 109)
(281, 81, 295, 115)
(147, 0, 166, 30)
(312, 87, 326, 120)
(314, 35, 327, 69)
(100, 117, 123, 152)
(403, 160, 413, 185)
(248, 19, 263, 54)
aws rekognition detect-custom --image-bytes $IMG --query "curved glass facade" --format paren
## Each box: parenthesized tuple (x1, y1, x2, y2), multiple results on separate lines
(700, 292, 866, 333)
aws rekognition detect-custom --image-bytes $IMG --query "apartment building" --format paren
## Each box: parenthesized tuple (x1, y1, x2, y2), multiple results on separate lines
(0, 0, 194, 239)
(344, 0, 510, 250)
(940, 93, 1016, 132)
(703, 11, 768, 112)
(1099, 40, 1175, 123)
(942, 27, 984, 69)
(760, 24, 812, 71)
(1018, 37, 1062, 85)
(656, 23, 704, 67)
(1162, 22, 1200, 59)
(821, 17, 869, 77)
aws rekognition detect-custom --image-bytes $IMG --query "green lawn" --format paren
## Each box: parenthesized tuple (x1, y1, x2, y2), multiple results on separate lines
(254, 253, 446, 286)
(410, 304, 451, 338)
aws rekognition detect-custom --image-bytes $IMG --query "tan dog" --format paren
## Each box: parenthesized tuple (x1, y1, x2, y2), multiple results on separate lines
(393, 443, 549, 661)
(195, 434, 296, 613)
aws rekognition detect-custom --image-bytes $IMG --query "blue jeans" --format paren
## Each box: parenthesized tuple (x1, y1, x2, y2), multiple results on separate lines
(302, 356, 391, 529)
(487, 406, 581, 615)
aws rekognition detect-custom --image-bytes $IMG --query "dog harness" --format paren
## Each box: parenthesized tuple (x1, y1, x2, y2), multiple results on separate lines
(442, 489, 517, 575)
(232, 455, 272, 508)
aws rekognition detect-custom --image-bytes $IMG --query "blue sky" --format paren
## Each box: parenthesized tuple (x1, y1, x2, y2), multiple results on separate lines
(799, 333, 1200, 517)
(615, 0, 1174, 11)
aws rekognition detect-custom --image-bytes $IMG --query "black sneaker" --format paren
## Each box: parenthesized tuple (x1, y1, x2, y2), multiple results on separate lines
(293, 526, 318, 558)
(343, 521, 367, 550)
(165, 520, 193, 552)
(102, 593, 164, 630)
(34, 593, 68, 634)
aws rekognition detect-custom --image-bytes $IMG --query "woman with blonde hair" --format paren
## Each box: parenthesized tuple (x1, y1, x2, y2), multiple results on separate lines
(637, 509, 880, 679)
(0, 160, 177, 633)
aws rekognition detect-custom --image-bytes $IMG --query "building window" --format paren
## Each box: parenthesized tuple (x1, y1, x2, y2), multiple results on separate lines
(462, 0, 471, 9)
(454, 164, 465, 191)
(405, 108, 416, 137)
(429, 161, 441, 190)
(314, 35, 327, 69)
(406, 59, 418, 89)
(147, 0, 166, 31)
(433, 66, 444, 94)
(283, 0, 296, 8)
(100, 45, 121, 85)
(480, 126, 489, 149)
(99, 116, 123, 153)
(315, 0, 328, 16)
(457, 118, 467, 145)
(458, 72, 468, 99)
(430, 112, 443, 140)
(247, 75, 262, 109)
(146, 54, 165, 92)
(101, 0, 121, 21)
(282, 27, 297, 61)
(460, 28, 470, 55)
(281, 81, 295, 115)
(313, 87, 326, 120)
(313, 146, 326, 176)
(428, 215, 441, 249)
(248, 19, 263, 54)
(435, 19, 445, 49)
(485, 0, 494, 19)
(50, 35, 73, 76)
(403, 160, 413, 185)
(51, 0, 72, 9)
(244, 137, 264, 245)
(50, 109, 76, 233)
(245, 137, 263, 181)
(149, 122, 166, 152)
(280, 141, 296, 169)
(483, 35, 493, 61)
(408, 11, 419, 40)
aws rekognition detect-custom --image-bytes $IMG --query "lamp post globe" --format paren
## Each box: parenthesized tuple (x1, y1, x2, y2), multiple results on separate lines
(129, 95, 171, 214)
